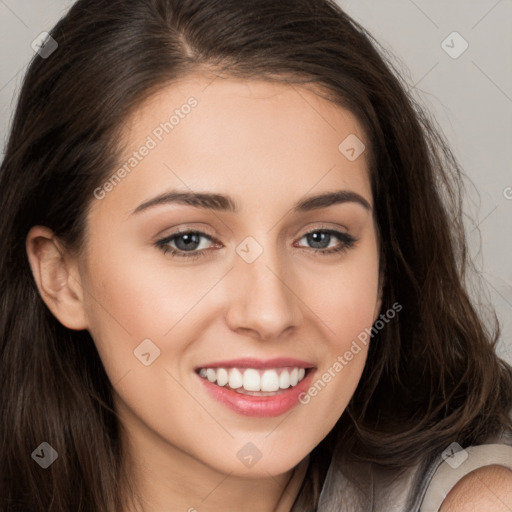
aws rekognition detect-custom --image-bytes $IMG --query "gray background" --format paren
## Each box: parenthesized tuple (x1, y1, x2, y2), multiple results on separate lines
(1, 0, 511, 363)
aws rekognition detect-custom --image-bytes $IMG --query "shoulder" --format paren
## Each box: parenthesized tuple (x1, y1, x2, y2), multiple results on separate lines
(439, 464, 512, 511)
(419, 440, 512, 511)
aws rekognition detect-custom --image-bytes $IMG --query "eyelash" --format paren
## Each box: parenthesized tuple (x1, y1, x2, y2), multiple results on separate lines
(155, 227, 358, 261)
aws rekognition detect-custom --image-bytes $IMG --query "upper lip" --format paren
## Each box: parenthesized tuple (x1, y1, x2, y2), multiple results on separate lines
(194, 357, 315, 370)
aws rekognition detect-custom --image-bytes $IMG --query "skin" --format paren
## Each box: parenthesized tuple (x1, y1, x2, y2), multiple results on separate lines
(28, 74, 512, 512)
(439, 465, 512, 511)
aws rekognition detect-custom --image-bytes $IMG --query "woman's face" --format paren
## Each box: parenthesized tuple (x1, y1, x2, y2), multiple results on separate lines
(64, 75, 381, 477)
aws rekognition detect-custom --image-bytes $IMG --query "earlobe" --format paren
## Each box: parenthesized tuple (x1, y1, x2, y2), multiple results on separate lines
(25, 226, 88, 330)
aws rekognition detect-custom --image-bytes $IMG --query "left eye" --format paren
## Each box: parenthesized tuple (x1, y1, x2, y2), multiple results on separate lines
(296, 230, 349, 250)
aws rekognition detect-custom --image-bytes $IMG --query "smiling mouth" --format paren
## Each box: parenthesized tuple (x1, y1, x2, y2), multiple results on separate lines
(196, 366, 311, 396)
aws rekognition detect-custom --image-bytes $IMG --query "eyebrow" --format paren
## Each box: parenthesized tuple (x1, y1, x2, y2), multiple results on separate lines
(131, 189, 371, 216)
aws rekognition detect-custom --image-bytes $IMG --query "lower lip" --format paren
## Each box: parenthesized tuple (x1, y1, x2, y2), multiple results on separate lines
(196, 369, 316, 417)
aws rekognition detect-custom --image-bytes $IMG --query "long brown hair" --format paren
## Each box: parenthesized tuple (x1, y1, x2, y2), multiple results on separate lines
(1, 0, 511, 510)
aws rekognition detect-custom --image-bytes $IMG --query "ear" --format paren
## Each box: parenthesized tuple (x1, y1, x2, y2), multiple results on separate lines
(25, 226, 88, 330)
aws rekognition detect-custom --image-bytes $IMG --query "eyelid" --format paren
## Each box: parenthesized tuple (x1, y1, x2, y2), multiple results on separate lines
(299, 226, 350, 240)
(299, 223, 350, 235)
(155, 224, 216, 239)
(155, 229, 218, 249)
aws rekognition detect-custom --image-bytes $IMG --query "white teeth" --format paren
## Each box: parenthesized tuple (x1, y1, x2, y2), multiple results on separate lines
(261, 369, 280, 392)
(216, 368, 229, 387)
(228, 368, 243, 389)
(198, 366, 309, 392)
(243, 369, 261, 391)
(278, 370, 290, 389)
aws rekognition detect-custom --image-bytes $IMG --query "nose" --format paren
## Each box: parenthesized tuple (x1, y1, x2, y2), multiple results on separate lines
(225, 249, 303, 341)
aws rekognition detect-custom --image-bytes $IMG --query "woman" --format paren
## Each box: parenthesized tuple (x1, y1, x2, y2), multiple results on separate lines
(1, 0, 511, 510)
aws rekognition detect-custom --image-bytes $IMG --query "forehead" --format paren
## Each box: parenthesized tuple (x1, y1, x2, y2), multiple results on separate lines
(91, 74, 372, 220)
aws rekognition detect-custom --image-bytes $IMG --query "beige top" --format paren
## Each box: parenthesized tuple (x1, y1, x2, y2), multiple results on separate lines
(274, 413, 512, 511)
(419, 443, 512, 512)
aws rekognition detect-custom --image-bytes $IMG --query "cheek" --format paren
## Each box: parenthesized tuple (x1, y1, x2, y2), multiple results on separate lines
(84, 239, 219, 332)
(295, 244, 380, 425)
(303, 246, 381, 347)
(79, 243, 185, 379)
(296, 281, 375, 445)
(80, 240, 237, 392)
